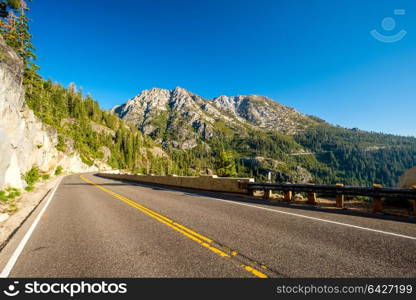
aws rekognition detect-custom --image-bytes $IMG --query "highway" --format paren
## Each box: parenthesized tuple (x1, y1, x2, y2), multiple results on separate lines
(1, 173, 416, 278)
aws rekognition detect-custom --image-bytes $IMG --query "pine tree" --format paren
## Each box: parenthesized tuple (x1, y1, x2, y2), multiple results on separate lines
(1, 1, 40, 88)
(215, 151, 237, 177)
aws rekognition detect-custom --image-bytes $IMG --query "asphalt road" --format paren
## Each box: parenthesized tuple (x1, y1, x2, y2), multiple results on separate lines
(1, 173, 416, 278)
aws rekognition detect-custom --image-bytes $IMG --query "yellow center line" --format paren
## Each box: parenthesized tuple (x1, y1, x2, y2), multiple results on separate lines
(81, 175, 212, 243)
(243, 266, 268, 278)
(80, 175, 268, 278)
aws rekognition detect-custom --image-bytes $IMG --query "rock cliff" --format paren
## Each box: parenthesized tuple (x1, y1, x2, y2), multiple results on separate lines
(0, 36, 104, 189)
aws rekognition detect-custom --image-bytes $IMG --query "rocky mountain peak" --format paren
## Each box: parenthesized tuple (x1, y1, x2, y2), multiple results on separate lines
(133, 87, 171, 103)
(172, 86, 189, 96)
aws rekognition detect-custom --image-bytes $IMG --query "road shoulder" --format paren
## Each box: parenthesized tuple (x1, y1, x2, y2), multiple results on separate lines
(0, 175, 63, 251)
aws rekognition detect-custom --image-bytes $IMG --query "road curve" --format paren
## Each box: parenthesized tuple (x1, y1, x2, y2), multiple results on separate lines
(1, 173, 416, 278)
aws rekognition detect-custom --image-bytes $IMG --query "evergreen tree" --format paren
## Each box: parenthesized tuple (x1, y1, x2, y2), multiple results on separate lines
(1, 0, 40, 93)
(215, 151, 237, 177)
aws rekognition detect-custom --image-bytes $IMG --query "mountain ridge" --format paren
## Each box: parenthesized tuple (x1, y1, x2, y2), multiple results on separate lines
(111, 87, 416, 186)
(111, 87, 317, 150)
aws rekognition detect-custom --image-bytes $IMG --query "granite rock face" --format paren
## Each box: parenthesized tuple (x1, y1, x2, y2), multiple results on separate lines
(211, 94, 312, 133)
(0, 36, 105, 189)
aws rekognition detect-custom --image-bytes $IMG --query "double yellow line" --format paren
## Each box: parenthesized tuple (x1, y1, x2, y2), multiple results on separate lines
(80, 175, 269, 278)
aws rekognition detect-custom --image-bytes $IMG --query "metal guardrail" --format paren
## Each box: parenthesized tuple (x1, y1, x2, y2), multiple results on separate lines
(240, 182, 416, 216)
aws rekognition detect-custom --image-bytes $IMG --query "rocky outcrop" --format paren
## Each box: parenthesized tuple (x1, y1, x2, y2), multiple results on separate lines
(398, 167, 416, 188)
(240, 157, 313, 183)
(211, 95, 313, 134)
(0, 36, 105, 190)
(90, 121, 116, 137)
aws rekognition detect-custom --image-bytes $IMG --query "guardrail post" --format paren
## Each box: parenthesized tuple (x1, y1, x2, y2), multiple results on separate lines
(336, 183, 344, 208)
(411, 200, 416, 217)
(284, 190, 292, 202)
(263, 189, 272, 200)
(307, 192, 317, 205)
(372, 184, 383, 213)
(411, 186, 416, 217)
(305, 184, 317, 205)
(240, 182, 254, 196)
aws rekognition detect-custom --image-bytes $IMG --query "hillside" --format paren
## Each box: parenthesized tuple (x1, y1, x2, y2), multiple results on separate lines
(112, 87, 416, 186)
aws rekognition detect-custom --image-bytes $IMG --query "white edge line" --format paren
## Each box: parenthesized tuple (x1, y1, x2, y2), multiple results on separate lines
(117, 179, 416, 241)
(0, 176, 64, 278)
(211, 199, 416, 241)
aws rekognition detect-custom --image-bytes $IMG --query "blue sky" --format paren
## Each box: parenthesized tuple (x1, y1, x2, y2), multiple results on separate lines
(28, 0, 415, 136)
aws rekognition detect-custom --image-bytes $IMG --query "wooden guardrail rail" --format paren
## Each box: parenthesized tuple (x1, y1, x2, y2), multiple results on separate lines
(241, 182, 416, 216)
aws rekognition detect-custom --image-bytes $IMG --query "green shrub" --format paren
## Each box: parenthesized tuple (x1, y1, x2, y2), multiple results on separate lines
(56, 135, 66, 152)
(55, 165, 63, 175)
(23, 166, 40, 186)
(25, 186, 34, 192)
(0, 188, 21, 202)
(7, 190, 20, 199)
(96, 151, 104, 160)
(0, 191, 7, 202)
(42, 174, 50, 180)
